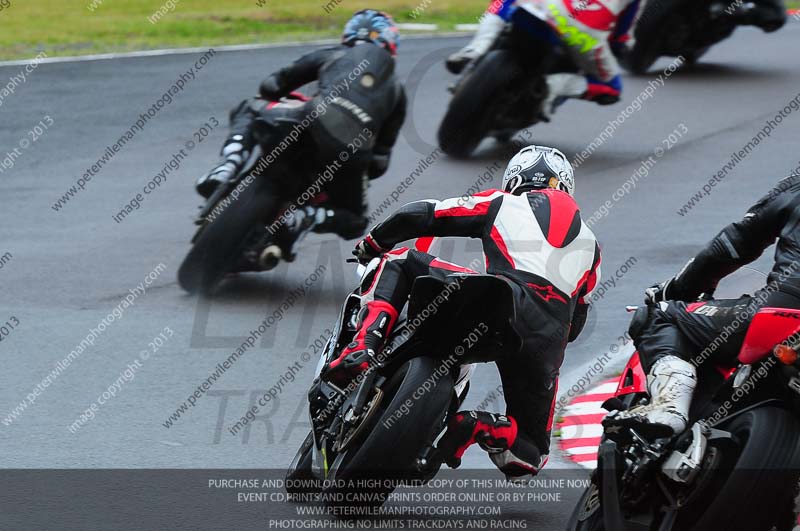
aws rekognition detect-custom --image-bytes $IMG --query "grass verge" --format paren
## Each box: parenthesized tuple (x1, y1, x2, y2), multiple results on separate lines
(0, 0, 486, 61)
(2, 0, 798, 61)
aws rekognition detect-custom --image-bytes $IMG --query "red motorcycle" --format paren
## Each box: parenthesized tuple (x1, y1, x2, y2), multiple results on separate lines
(568, 283, 800, 530)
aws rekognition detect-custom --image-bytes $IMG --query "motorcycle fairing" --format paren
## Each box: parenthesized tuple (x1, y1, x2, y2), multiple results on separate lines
(615, 350, 647, 397)
(404, 274, 523, 364)
(738, 307, 800, 364)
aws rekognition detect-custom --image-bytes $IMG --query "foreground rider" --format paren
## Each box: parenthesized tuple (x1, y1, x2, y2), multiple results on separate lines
(324, 145, 602, 478)
(608, 175, 800, 436)
(447, 0, 644, 118)
(196, 10, 406, 263)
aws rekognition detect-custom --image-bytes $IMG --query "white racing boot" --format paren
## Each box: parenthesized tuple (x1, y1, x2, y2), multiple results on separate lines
(541, 73, 588, 121)
(446, 14, 505, 74)
(606, 355, 697, 437)
(196, 135, 250, 198)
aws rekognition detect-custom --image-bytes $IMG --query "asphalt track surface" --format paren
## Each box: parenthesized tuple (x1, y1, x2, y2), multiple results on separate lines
(1, 22, 799, 530)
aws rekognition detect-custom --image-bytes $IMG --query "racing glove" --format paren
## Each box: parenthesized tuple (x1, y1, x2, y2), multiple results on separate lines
(367, 151, 391, 180)
(353, 234, 389, 264)
(259, 75, 284, 101)
(645, 259, 707, 305)
(644, 279, 674, 305)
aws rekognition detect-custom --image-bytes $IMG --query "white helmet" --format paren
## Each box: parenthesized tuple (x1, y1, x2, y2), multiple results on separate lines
(501, 145, 575, 196)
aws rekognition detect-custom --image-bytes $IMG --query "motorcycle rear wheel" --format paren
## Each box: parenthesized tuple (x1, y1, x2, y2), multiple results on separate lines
(437, 50, 520, 158)
(177, 178, 278, 295)
(626, 0, 688, 74)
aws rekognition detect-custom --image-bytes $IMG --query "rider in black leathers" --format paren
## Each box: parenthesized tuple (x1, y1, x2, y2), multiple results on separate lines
(610, 175, 800, 436)
(196, 10, 406, 262)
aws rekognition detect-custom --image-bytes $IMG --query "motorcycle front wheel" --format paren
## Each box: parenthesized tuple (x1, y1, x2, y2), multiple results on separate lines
(285, 431, 320, 496)
(566, 479, 604, 531)
(685, 407, 800, 531)
(567, 407, 800, 531)
(322, 356, 454, 514)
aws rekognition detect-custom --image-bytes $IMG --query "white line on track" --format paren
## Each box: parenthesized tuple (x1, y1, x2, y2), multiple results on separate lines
(0, 32, 470, 68)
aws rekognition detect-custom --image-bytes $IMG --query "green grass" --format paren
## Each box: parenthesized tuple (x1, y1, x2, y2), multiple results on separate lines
(0, 0, 488, 60)
(1, 0, 797, 61)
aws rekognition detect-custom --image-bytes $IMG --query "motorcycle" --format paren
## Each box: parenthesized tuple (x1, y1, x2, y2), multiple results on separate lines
(437, 0, 573, 158)
(624, 0, 786, 74)
(567, 276, 800, 531)
(178, 93, 316, 294)
(285, 261, 523, 512)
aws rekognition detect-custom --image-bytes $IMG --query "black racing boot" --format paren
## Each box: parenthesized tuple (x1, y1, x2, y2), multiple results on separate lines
(259, 206, 326, 270)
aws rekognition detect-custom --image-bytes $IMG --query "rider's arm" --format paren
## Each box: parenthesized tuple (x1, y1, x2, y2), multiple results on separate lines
(670, 179, 795, 300)
(373, 84, 407, 156)
(260, 48, 332, 99)
(486, 0, 516, 21)
(368, 190, 505, 249)
(570, 243, 602, 342)
(611, 0, 642, 45)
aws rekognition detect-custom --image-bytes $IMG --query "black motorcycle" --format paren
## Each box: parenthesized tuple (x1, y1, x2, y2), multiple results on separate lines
(624, 0, 786, 74)
(437, 2, 570, 158)
(567, 275, 800, 531)
(286, 271, 522, 511)
(178, 94, 313, 294)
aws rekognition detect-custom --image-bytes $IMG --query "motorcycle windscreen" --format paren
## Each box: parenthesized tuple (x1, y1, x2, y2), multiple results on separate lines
(738, 307, 800, 364)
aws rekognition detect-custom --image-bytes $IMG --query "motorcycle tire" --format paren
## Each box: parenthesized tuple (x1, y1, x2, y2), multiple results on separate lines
(285, 431, 321, 496)
(177, 178, 278, 295)
(684, 46, 711, 66)
(438, 50, 520, 158)
(687, 407, 800, 531)
(566, 480, 604, 531)
(626, 0, 687, 74)
(322, 356, 454, 514)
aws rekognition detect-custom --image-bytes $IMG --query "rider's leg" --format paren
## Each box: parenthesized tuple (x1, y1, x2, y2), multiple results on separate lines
(325, 249, 478, 382)
(437, 308, 564, 477)
(446, 12, 505, 74)
(609, 298, 756, 436)
(716, 0, 786, 32)
(542, 4, 621, 119)
(310, 153, 370, 240)
(196, 99, 258, 198)
(264, 154, 369, 267)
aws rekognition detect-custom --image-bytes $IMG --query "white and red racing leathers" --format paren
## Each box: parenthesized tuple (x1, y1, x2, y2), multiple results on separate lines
(346, 188, 602, 475)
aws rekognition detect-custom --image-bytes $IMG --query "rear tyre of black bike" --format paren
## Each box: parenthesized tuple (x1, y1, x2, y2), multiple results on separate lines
(178, 180, 278, 295)
(438, 50, 520, 158)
